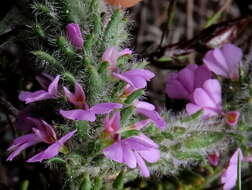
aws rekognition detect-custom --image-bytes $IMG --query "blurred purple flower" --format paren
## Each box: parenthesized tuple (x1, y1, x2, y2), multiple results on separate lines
(166, 64, 211, 101)
(203, 43, 242, 81)
(19, 75, 60, 104)
(221, 148, 243, 190)
(66, 23, 84, 50)
(208, 151, 220, 166)
(103, 112, 160, 177)
(224, 111, 240, 127)
(113, 69, 155, 94)
(134, 101, 167, 131)
(186, 79, 222, 118)
(7, 118, 57, 161)
(102, 46, 132, 72)
(27, 130, 76, 162)
(60, 82, 122, 122)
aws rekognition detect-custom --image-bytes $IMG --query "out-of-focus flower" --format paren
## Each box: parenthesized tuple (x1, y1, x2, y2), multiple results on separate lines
(113, 69, 155, 94)
(134, 101, 167, 131)
(105, 0, 143, 8)
(224, 111, 240, 127)
(66, 23, 84, 50)
(186, 79, 222, 118)
(60, 82, 122, 122)
(203, 43, 242, 81)
(102, 46, 132, 72)
(7, 118, 57, 161)
(103, 112, 160, 177)
(221, 148, 243, 190)
(208, 151, 220, 166)
(166, 64, 211, 101)
(27, 130, 76, 162)
(19, 75, 60, 104)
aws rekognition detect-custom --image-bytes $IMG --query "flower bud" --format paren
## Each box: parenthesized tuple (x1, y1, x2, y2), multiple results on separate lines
(66, 23, 84, 50)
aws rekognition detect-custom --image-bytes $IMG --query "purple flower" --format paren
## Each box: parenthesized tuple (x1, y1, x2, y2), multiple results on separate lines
(7, 118, 57, 161)
(224, 111, 240, 127)
(134, 101, 167, 131)
(19, 75, 60, 104)
(103, 112, 160, 177)
(166, 64, 211, 101)
(102, 46, 132, 72)
(208, 151, 220, 166)
(103, 134, 160, 177)
(27, 130, 76, 162)
(60, 82, 122, 122)
(113, 69, 155, 93)
(221, 148, 243, 190)
(203, 43, 242, 81)
(66, 23, 84, 50)
(186, 79, 222, 118)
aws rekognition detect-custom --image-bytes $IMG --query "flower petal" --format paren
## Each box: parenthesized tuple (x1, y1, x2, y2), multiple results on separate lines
(60, 109, 96, 122)
(134, 152, 150, 177)
(103, 141, 123, 163)
(48, 75, 60, 96)
(138, 148, 160, 163)
(90, 103, 122, 114)
(19, 90, 53, 104)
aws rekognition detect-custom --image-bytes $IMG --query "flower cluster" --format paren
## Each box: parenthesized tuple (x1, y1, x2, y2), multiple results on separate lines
(166, 43, 242, 126)
(7, 23, 167, 178)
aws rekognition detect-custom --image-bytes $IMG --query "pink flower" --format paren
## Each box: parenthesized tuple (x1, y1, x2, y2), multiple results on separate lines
(186, 79, 222, 118)
(203, 43, 242, 81)
(102, 112, 160, 177)
(66, 23, 84, 49)
(134, 101, 167, 131)
(7, 118, 58, 161)
(224, 111, 240, 127)
(102, 46, 132, 72)
(19, 75, 60, 104)
(27, 130, 76, 162)
(166, 64, 211, 101)
(208, 151, 220, 166)
(113, 69, 155, 93)
(221, 148, 243, 190)
(60, 82, 122, 122)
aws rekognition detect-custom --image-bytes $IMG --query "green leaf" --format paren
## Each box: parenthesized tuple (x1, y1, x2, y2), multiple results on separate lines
(120, 106, 134, 126)
(121, 129, 141, 139)
(21, 180, 29, 190)
(92, 176, 103, 190)
(171, 151, 203, 161)
(113, 171, 124, 190)
(124, 89, 144, 104)
(80, 172, 92, 190)
(181, 109, 203, 122)
(75, 121, 89, 138)
(183, 132, 224, 150)
(236, 152, 242, 190)
(47, 157, 66, 165)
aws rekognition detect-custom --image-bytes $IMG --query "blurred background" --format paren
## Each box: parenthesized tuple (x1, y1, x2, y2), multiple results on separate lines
(1, 0, 252, 189)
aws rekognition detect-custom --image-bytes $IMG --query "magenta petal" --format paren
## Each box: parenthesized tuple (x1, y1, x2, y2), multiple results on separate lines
(186, 103, 202, 115)
(194, 65, 212, 88)
(48, 75, 60, 96)
(133, 119, 152, 130)
(66, 23, 84, 49)
(204, 50, 228, 77)
(27, 130, 76, 163)
(123, 69, 155, 81)
(136, 108, 167, 130)
(134, 101, 155, 111)
(36, 73, 54, 90)
(193, 88, 216, 108)
(221, 148, 243, 190)
(166, 79, 190, 100)
(122, 144, 137, 168)
(177, 68, 194, 93)
(7, 134, 38, 151)
(90, 103, 122, 114)
(125, 134, 159, 150)
(138, 148, 160, 163)
(134, 152, 150, 178)
(60, 109, 96, 122)
(19, 90, 53, 104)
(103, 141, 123, 163)
(203, 79, 222, 107)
